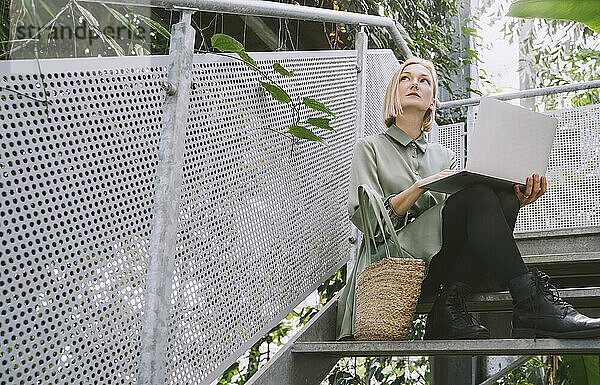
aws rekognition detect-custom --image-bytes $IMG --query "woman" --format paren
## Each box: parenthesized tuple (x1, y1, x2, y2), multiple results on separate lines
(336, 58, 600, 340)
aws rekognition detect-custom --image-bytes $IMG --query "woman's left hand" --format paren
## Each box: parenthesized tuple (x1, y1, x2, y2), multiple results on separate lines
(514, 174, 547, 208)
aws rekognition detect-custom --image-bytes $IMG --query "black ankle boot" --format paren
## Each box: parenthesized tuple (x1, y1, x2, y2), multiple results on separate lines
(509, 269, 600, 338)
(424, 282, 490, 340)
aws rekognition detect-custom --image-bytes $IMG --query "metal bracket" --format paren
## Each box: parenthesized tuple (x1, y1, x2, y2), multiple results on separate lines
(159, 80, 177, 96)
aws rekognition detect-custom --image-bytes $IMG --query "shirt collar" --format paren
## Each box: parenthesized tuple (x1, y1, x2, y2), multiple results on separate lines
(385, 123, 428, 152)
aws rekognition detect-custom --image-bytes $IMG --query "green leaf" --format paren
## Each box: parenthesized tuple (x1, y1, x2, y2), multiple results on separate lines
(104, 5, 140, 37)
(75, 3, 99, 28)
(136, 14, 170, 39)
(273, 62, 294, 76)
(562, 356, 600, 385)
(99, 33, 125, 56)
(237, 51, 257, 69)
(306, 117, 335, 131)
(302, 97, 335, 117)
(39, 0, 55, 18)
(507, 0, 600, 33)
(211, 33, 244, 53)
(258, 81, 291, 104)
(287, 125, 324, 143)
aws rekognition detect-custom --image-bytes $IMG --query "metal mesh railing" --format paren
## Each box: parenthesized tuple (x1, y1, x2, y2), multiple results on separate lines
(515, 104, 600, 231)
(364, 50, 399, 137)
(0, 51, 356, 385)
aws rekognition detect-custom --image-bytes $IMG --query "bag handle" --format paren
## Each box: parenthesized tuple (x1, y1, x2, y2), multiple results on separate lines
(358, 185, 411, 259)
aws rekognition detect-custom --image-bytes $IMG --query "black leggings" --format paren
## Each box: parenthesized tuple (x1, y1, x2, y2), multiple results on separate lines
(423, 184, 528, 292)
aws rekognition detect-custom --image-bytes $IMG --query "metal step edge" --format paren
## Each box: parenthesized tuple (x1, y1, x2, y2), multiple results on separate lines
(521, 252, 600, 279)
(291, 338, 600, 356)
(514, 226, 600, 239)
(514, 226, 599, 254)
(522, 251, 600, 263)
(417, 287, 600, 313)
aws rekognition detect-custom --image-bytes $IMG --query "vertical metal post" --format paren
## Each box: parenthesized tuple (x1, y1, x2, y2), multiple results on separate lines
(137, 9, 196, 385)
(355, 26, 367, 139)
(348, 26, 368, 270)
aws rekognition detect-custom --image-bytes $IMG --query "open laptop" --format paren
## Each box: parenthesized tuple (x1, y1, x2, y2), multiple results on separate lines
(422, 97, 558, 194)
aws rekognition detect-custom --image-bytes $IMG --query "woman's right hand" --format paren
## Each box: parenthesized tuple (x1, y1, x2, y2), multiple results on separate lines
(391, 169, 458, 216)
(415, 169, 458, 190)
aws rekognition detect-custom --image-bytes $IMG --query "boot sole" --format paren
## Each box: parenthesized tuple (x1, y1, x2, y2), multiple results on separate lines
(512, 327, 600, 339)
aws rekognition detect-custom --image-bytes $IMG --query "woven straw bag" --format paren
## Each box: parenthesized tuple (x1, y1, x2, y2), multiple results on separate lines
(354, 186, 425, 341)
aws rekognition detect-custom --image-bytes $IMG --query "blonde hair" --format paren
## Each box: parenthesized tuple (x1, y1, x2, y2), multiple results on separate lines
(382, 58, 438, 132)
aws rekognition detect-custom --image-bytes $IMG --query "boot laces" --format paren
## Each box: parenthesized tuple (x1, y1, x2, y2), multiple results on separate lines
(532, 270, 572, 312)
(454, 289, 481, 326)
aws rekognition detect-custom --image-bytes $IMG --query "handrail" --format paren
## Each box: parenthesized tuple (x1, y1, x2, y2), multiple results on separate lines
(82, 0, 414, 59)
(438, 80, 600, 109)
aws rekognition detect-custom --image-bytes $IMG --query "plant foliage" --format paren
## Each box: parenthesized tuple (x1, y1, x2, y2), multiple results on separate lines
(258, 81, 291, 104)
(479, 0, 600, 110)
(208, 34, 336, 144)
(507, 0, 600, 33)
(561, 355, 600, 385)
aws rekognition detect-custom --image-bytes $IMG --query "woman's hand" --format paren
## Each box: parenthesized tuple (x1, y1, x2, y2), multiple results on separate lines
(514, 174, 547, 208)
(390, 169, 457, 216)
(415, 169, 458, 190)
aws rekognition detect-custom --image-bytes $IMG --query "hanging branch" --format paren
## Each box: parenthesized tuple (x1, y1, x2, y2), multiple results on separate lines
(204, 33, 337, 146)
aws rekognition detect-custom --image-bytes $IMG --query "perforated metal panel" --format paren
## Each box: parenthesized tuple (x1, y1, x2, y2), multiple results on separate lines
(433, 122, 466, 169)
(0, 56, 168, 385)
(515, 104, 600, 231)
(164, 51, 357, 384)
(364, 50, 400, 136)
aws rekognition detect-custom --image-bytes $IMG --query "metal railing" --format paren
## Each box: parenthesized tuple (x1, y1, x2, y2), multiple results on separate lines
(83, 0, 414, 59)
(72, 2, 412, 385)
(437, 80, 600, 109)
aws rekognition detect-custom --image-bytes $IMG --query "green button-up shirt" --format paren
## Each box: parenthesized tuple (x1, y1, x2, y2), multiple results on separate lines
(337, 124, 457, 340)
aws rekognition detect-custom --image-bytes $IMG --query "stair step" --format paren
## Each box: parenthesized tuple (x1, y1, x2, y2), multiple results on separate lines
(292, 338, 600, 356)
(522, 252, 600, 288)
(416, 287, 600, 313)
(515, 226, 600, 255)
(523, 251, 600, 277)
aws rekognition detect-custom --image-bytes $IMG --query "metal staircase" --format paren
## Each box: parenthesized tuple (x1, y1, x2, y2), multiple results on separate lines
(2, 1, 598, 384)
(248, 226, 600, 384)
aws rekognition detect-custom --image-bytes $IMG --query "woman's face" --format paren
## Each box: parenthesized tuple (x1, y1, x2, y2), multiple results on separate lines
(396, 63, 435, 113)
